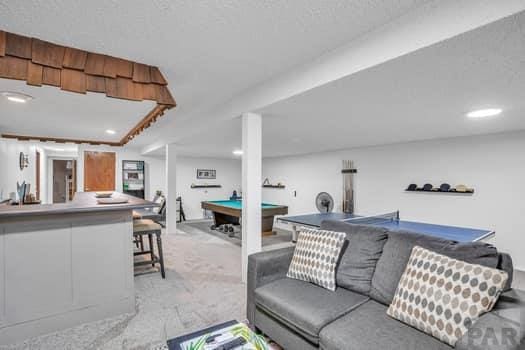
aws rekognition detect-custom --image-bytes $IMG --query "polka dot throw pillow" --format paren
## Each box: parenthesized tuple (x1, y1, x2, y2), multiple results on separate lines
(287, 227, 346, 291)
(387, 246, 508, 346)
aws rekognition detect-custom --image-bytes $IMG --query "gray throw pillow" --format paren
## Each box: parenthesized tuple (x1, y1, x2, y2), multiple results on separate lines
(387, 246, 508, 346)
(287, 227, 346, 291)
(370, 230, 499, 305)
(321, 220, 388, 294)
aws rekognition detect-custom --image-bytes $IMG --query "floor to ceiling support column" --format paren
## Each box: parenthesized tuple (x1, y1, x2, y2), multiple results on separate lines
(241, 112, 262, 282)
(165, 143, 177, 235)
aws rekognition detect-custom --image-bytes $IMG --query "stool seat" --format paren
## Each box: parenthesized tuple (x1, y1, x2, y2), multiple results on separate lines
(133, 219, 162, 232)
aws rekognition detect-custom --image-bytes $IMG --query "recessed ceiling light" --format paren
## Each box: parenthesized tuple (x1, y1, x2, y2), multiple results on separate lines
(106, 129, 116, 135)
(232, 149, 243, 156)
(466, 108, 502, 118)
(1, 91, 33, 103)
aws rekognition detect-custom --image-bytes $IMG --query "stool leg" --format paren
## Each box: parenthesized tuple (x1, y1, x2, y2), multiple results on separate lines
(139, 235, 144, 252)
(148, 233, 155, 267)
(156, 232, 165, 279)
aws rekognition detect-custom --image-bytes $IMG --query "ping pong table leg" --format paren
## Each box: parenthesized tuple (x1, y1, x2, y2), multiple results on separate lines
(292, 225, 299, 243)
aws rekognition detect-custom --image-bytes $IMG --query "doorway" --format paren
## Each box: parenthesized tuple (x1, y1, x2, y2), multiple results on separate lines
(84, 151, 116, 192)
(52, 159, 77, 203)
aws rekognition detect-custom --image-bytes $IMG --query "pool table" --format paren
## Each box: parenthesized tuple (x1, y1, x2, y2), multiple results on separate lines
(201, 200, 288, 235)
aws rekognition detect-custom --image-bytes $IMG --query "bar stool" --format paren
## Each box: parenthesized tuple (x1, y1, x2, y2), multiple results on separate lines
(133, 219, 165, 278)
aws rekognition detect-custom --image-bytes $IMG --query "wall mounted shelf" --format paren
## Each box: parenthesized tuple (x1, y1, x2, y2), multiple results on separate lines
(405, 189, 474, 195)
(263, 185, 285, 189)
(191, 185, 222, 189)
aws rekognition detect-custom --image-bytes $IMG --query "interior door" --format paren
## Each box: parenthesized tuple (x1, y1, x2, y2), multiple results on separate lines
(84, 151, 116, 192)
(53, 160, 67, 203)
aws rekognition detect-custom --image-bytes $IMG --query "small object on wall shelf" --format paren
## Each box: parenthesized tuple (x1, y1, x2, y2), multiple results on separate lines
(191, 184, 222, 189)
(262, 178, 285, 189)
(405, 183, 474, 194)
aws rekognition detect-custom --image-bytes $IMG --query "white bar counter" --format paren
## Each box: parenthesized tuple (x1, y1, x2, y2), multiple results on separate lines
(0, 192, 156, 345)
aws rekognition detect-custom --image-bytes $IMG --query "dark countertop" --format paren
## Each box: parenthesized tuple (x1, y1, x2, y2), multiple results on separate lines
(0, 192, 157, 218)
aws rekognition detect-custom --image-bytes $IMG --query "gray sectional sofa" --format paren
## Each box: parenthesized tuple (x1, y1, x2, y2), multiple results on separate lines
(247, 220, 525, 350)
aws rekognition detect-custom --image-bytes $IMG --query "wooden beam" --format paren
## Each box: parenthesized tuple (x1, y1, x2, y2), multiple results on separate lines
(0, 31, 6, 57)
(120, 105, 169, 145)
(132, 62, 151, 83)
(42, 66, 61, 86)
(31, 39, 65, 68)
(155, 85, 176, 106)
(61, 68, 86, 93)
(0, 30, 176, 145)
(141, 83, 157, 101)
(86, 75, 106, 93)
(150, 67, 167, 85)
(1, 134, 122, 147)
(105, 77, 143, 101)
(5, 33, 32, 58)
(84, 53, 106, 76)
(0, 56, 28, 80)
(27, 62, 43, 86)
(102, 55, 118, 78)
(114, 57, 133, 78)
(63, 47, 87, 70)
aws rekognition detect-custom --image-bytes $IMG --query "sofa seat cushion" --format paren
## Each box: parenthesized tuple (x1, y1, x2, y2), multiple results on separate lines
(319, 300, 452, 350)
(255, 278, 368, 343)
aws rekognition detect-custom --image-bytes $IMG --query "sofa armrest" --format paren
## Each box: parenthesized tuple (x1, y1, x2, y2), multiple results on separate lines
(246, 246, 295, 324)
(456, 289, 525, 350)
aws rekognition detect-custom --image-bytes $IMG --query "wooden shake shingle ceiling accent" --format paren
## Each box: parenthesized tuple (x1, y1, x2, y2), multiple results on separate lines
(0, 30, 176, 146)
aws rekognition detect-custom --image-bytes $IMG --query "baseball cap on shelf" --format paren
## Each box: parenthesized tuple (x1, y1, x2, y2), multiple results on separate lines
(454, 184, 469, 192)
(439, 183, 451, 192)
(406, 184, 418, 191)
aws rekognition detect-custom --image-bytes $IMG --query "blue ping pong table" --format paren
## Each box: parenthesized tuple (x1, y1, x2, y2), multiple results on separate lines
(277, 212, 494, 243)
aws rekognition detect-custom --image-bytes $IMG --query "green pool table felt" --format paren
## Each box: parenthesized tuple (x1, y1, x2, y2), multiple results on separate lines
(206, 200, 281, 209)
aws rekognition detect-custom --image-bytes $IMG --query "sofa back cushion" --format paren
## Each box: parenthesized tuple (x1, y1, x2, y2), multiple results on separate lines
(370, 230, 500, 305)
(320, 220, 388, 294)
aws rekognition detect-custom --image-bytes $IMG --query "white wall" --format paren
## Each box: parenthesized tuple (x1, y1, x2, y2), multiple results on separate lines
(0, 139, 38, 201)
(176, 157, 242, 220)
(262, 131, 525, 270)
(76, 145, 166, 200)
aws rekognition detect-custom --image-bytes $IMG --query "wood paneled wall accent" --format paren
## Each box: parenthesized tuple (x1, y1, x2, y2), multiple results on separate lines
(0, 29, 176, 146)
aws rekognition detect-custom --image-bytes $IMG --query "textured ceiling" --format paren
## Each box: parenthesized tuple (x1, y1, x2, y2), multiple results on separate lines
(153, 11, 525, 158)
(0, 0, 431, 146)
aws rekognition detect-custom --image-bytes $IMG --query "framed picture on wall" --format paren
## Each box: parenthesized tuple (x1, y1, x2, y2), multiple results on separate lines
(197, 169, 216, 179)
